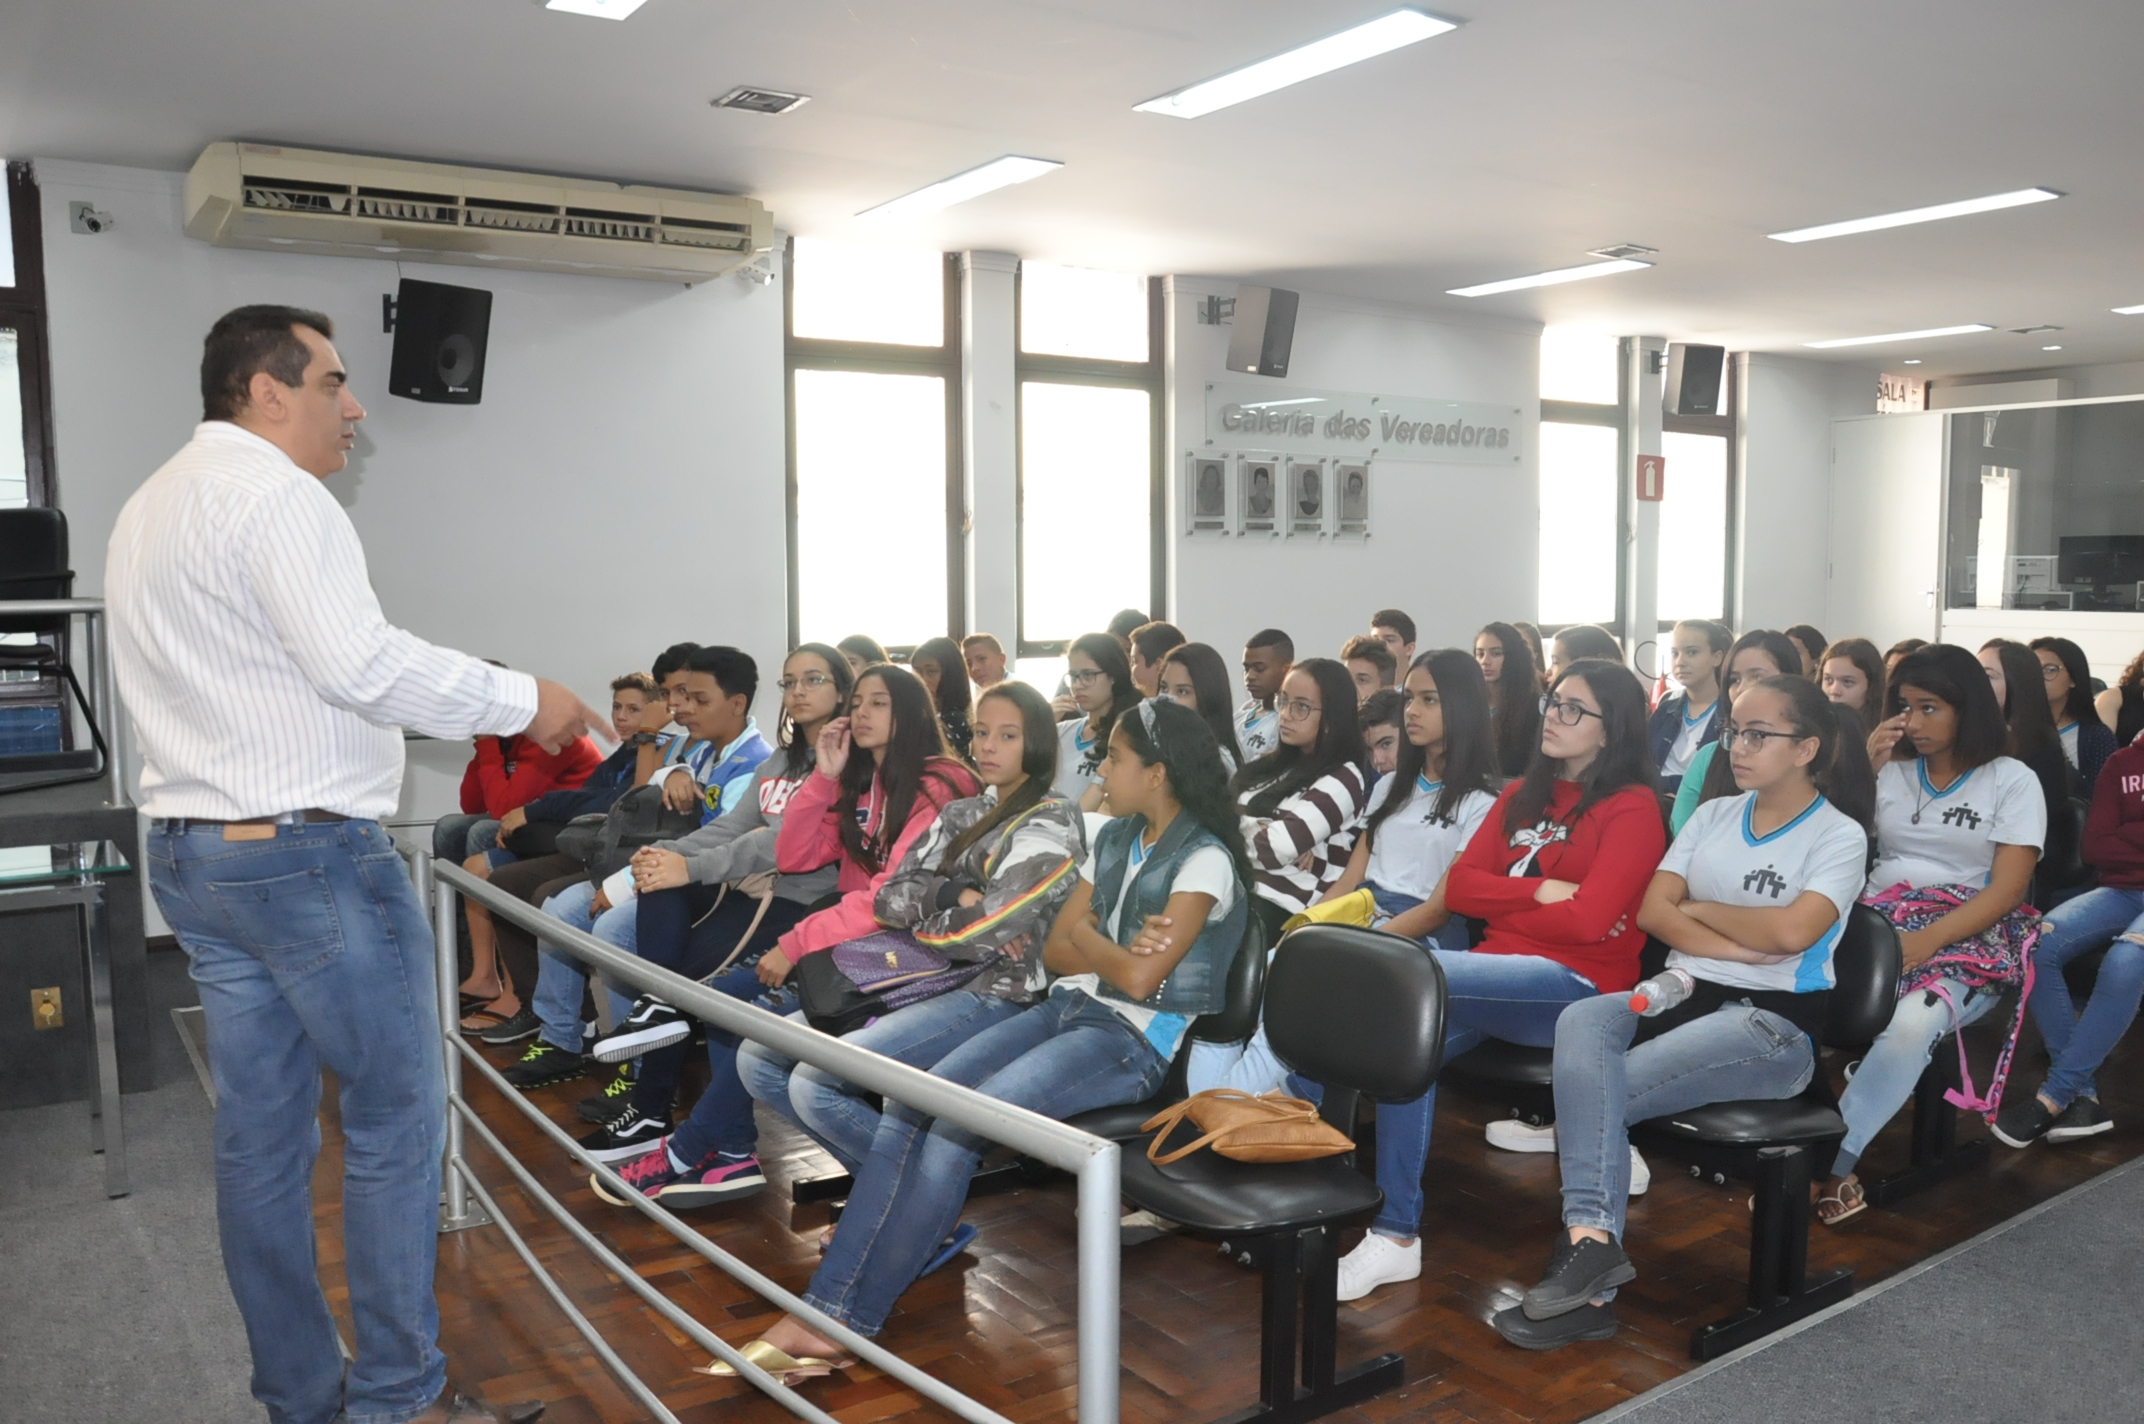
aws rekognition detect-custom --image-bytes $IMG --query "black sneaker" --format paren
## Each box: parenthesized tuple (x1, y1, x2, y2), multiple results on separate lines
(500, 1041, 586, 1089)
(2047, 1097, 2114, 1142)
(1494, 1301, 1618, 1351)
(477, 1006, 541, 1046)
(1520, 1236, 1635, 1320)
(591, 997, 691, 1063)
(576, 1064, 636, 1123)
(576, 1105, 672, 1163)
(1992, 1093, 2056, 1149)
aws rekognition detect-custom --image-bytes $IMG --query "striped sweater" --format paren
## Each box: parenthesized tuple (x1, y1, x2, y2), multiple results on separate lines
(1237, 761, 1371, 912)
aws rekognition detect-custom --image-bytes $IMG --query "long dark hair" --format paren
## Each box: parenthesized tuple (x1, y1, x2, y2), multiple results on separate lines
(778, 643, 855, 777)
(1505, 658, 1660, 833)
(1988, 639, 2070, 817)
(1368, 648, 1499, 843)
(1785, 624, 1828, 675)
(1116, 697, 1251, 884)
(2030, 636, 2103, 730)
(1553, 624, 1623, 666)
(838, 633, 890, 667)
(1231, 656, 1362, 817)
(1819, 636, 1889, 736)
(1699, 676, 1875, 831)
(1478, 620, 1542, 778)
(1884, 645, 2008, 772)
(1161, 642, 1240, 757)
(938, 681, 1060, 868)
(909, 636, 972, 719)
(1728, 629, 1808, 686)
(836, 663, 966, 875)
(1069, 630, 1141, 754)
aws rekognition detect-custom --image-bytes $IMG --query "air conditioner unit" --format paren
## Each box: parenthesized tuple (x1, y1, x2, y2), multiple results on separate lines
(184, 142, 773, 285)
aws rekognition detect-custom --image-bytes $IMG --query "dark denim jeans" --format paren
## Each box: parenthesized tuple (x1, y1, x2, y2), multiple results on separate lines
(147, 819, 447, 1424)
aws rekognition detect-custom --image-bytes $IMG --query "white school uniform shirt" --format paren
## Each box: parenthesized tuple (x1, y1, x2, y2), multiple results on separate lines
(2059, 722, 2080, 769)
(1054, 836, 1238, 1061)
(1054, 717, 1105, 800)
(1361, 775, 1497, 902)
(1867, 755, 2047, 893)
(1658, 792, 1870, 993)
(1234, 698, 1280, 763)
(106, 422, 537, 820)
(1662, 697, 1719, 779)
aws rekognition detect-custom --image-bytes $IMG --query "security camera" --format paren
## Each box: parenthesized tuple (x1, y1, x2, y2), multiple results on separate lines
(70, 202, 116, 235)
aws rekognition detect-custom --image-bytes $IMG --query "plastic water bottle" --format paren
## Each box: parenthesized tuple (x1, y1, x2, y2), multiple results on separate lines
(1628, 968, 1696, 1016)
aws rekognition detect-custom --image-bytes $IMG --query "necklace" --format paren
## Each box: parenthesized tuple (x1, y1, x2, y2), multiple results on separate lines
(1909, 763, 1961, 825)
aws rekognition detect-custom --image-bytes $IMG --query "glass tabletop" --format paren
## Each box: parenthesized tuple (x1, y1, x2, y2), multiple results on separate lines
(0, 841, 132, 888)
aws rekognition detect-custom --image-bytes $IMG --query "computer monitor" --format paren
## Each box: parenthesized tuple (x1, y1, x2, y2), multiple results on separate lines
(2057, 535, 2144, 590)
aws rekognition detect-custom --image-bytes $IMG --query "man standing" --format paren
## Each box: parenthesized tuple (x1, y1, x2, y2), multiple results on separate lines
(109, 306, 601, 1424)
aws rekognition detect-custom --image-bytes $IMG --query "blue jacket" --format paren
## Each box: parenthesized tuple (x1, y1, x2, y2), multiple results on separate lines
(1086, 811, 1247, 1017)
(520, 740, 640, 823)
(1647, 691, 1722, 794)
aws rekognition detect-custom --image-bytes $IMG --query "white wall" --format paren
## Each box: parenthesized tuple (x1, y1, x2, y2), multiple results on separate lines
(1733, 352, 1878, 636)
(1166, 277, 1540, 668)
(35, 159, 788, 829)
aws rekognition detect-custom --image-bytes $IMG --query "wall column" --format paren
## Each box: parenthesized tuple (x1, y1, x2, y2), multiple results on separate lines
(962, 251, 1019, 648)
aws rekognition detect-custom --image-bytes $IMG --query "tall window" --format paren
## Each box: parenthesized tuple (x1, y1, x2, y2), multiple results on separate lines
(1657, 362, 1736, 625)
(1014, 262, 1163, 654)
(785, 238, 959, 650)
(1538, 330, 1621, 628)
(1, 162, 55, 509)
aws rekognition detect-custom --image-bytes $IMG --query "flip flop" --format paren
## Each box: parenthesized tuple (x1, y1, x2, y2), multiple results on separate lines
(458, 992, 494, 1013)
(920, 1222, 978, 1276)
(458, 1000, 516, 1033)
(697, 1338, 855, 1384)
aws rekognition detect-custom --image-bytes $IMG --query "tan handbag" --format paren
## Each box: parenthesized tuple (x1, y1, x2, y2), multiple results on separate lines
(1141, 1089, 1355, 1165)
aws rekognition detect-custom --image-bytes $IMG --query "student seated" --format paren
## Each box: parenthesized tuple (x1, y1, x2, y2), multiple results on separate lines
(2032, 636, 2116, 797)
(1231, 657, 1369, 920)
(1785, 623, 1828, 677)
(589, 661, 976, 1201)
(838, 634, 889, 678)
(1997, 731, 2144, 1148)
(1331, 658, 1664, 1302)
(1476, 620, 1544, 782)
(1157, 641, 1242, 776)
(1056, 631, 1140, 812)
(1671, 630, 1806, 834)
(736, 680, 1086, 1174)
(1548, 624, 1622, 682)
(1883, 636, 1928, 683)
(1495, 679, 1874, 1350)
(2094, 644, 2144, 749)
(1981, 639, 2072, 816)
(1051, 609, 1147, 719)
(1234, 628, 1293, 762)
(908, 635, 974, 761)
(1370, 607, 1417, 667)
(1819, 645, 2045, 1224)
(1513, 620, 1548, 675)
(960, 632, 1007, 693)
(1648, 619, 1731, 794)
(433, 668, 602, 864)
(707, 698, 1246, 1383)
(1819, 636, 1888, 738)
(1341, 633, 1398, 702)
(1358, 688, 1403, 782)
(1128, 620, 1186, 697)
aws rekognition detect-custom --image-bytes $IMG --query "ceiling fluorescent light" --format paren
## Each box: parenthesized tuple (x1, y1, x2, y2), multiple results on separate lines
(858, 156, 1063, 220)
(2113, 304, 2144, 315)
(1447, 258, 1650, 298)
(1135, 9, 1458, 119)
(1803, 324, 1993, 349)
(1768, 187, 2061, 243)
(545, 0, 651, 17)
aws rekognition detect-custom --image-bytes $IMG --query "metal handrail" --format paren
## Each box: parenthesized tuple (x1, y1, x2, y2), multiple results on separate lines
(414, 848, 1121, 1424)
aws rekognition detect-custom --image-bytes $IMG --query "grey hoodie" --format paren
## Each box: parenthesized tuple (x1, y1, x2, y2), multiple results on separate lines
(652, 748, 838, 906)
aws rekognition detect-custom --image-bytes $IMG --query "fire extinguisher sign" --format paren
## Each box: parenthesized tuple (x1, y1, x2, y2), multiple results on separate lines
(1636, 453, 1666, 502)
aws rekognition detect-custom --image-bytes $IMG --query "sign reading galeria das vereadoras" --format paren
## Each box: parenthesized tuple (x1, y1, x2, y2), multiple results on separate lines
(1203, 382, 1524, 464)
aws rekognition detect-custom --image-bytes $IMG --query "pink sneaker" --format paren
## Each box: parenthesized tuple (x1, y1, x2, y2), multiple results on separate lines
(590, 1138, 682, 1205)
(657, 1154, 767, 1208)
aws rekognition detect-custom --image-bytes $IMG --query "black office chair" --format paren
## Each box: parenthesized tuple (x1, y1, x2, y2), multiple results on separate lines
(2038, 796, 2093, 901)
(1630, 903, 1903, 1359)
(1116, 926, 1448, 1424)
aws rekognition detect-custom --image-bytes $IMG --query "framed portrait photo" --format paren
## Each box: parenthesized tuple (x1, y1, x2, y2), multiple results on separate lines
(1286, 458, 1326, 538)
(1332, 460, 1371, 538)
(1184, 452, 1230, 536)
(1237, 453, 1280, 536)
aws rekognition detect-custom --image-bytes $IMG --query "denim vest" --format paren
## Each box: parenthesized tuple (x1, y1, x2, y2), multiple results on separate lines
(1086, 811, 1247, 1016)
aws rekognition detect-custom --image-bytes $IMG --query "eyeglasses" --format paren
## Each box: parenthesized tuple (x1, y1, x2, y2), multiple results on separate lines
(777, 673, 835, 693)
(1719, 727, 1808, 753)
(1066, 669, 1107, 687)
(1538, 694, 1603, 726)
(1277, 697, 1321, 720)
(2040, 663, 2064, 680)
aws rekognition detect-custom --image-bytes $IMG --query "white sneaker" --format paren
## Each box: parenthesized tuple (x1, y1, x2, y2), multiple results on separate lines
(1486, 1119, 1558, 1153)
(1628, 1147, 1650, 1196)
(1335, 1232, 1420, 1302)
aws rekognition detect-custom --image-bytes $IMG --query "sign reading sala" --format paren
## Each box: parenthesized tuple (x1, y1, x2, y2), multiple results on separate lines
(1205, 382, 1522, 464)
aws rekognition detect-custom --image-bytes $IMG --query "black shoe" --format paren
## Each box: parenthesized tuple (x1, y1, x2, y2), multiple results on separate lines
(576, 1104, 672, 1163)
(575, 1063, 636, 1123)
(412, 1386, 546, 1422)
(500, 1041, 586, 1089)
(1520, 1236, 1635, 1320)
(1494, 1301, 1618, 1351)
(2047, 1096, 2113, 1142)
(591, 996, 691, 1063)
(1992, 1093, 2056, 1149)
(477, 1006, 541, 1046)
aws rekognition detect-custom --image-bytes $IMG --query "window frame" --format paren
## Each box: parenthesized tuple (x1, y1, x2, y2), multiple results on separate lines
(781, 239, 964, 652)
(2, 161, 58, 508)
(1010, 269, 1165, 658)
(1539, 361, 1628, 638)
(1659, 358, 1738, 631)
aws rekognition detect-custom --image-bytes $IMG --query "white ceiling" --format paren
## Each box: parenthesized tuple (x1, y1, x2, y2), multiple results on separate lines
(6, 0, 2144, 377)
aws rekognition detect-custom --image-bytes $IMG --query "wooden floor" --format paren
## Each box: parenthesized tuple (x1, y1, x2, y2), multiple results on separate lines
(305, 1007, 2144, 1424)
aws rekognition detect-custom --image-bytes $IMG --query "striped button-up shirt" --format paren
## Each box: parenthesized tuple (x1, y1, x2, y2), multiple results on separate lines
(107, 422, 537, 821)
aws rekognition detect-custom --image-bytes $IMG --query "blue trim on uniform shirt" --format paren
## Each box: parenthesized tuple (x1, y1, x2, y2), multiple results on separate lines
(1795, 912, 1845, 992)
(1741, 793, 1828, 847)
(1916, 760, 1976, 800)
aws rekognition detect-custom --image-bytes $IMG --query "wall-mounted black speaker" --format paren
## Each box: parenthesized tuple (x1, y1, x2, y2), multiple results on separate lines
(1664, 342, 1725, 416)
(1225, 285, 1299, 379)
(389, 278, 493, 404)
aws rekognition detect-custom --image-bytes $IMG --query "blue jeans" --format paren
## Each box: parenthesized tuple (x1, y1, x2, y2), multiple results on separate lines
(661, 965, 797, 1164)
(146, 820, 447, 1424)
(1834, 973, 1997, 1177)
(431, 812, 498, 865)
(531, 879, 639, 1054)
(1368, 882, 1471, 954)
(2026, 886, 2144, 1108)
(804, 991, 1168, 1335)
(1554, 994, 1814, 1250)
(740, 991, 1031, 1172)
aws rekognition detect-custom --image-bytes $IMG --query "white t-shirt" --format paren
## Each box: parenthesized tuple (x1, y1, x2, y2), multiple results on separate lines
(1361, 775, 1497, 902)
(1054, 717, 1104, 801)
(1659, 792, 1870, 993)
(1868, 756, 2047, 893)
(1234, 698, 1279, 763)
(1056, 835, 1239, 1060)
(1663, 697, 1719, 779)
(2060, 722, 2080, 769)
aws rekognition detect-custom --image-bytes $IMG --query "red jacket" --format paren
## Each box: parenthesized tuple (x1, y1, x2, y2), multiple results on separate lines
(774, 757, 979, 960)
(2084, 742, 2144, 890)
(1446, 780, 1666, 994)
(458, 734, 602, 819)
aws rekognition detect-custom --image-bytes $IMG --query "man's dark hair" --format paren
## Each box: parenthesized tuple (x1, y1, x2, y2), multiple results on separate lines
(651, 642, 700, 683)
(201, 305, 335, 422)
(682, 645, 758, 708)
(1370, 608, 1417, 646)
(1129, 620, 1186, 665)
(1341, 634, 1397, 687)
(1107, 608, 1149, 640)
(1246, 627, 1295, 662)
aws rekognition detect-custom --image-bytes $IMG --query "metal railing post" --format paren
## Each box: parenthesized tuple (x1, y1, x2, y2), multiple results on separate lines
(425, 852, 487, 1232)
(1076, 1140, 1122, 1424)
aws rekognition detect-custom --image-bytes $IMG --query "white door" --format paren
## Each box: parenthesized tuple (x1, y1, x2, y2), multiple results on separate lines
(1827, 412, 1944, 651)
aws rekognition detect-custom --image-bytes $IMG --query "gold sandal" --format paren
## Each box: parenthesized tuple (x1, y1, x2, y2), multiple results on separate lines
(698, 1338, 855, 1384)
